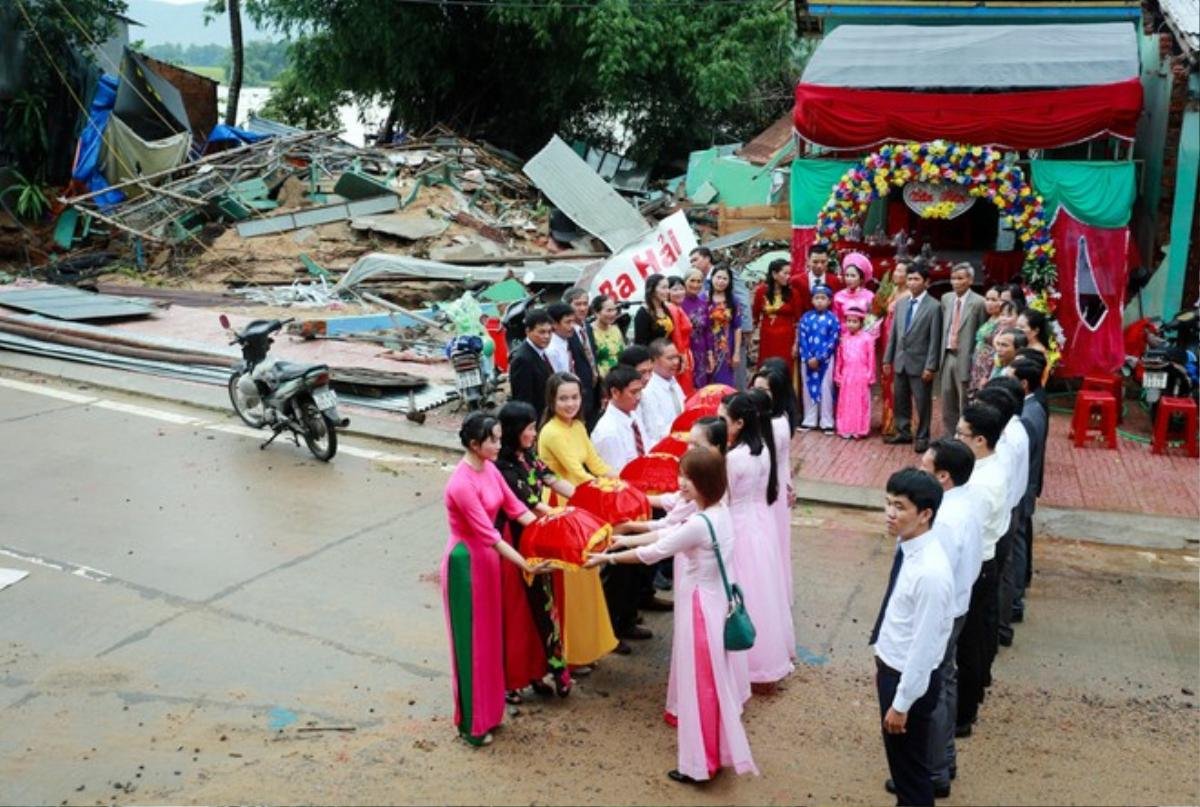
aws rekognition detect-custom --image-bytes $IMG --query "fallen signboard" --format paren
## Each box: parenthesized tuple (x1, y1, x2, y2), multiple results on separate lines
(588, 210, 698, 302)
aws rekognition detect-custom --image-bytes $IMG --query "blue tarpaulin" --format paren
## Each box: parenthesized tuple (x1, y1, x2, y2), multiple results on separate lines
(206, 123, 269, 149)
(70, 74, 125, 209)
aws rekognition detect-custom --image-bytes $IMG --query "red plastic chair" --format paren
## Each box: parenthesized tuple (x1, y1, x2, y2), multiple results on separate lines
(1070, 391, 1119, 450)
(1151, 397, 1199, 458)
(1082, 374, 1124, 422)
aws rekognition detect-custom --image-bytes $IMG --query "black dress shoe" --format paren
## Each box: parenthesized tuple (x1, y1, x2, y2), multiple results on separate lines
(998, 631, 1013, 647)
(667, 769, 700, 785)
(955, 722, 973, 738)
(613, 640, 632, 655)
(621, 624, 653, 640)
(914, 440, 929, 453)
(884, 433, 913, 445)
(885, 779, 951, 799)
(1011, 607, 1024, 624)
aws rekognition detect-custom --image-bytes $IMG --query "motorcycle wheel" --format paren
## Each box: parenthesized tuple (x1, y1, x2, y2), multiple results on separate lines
(301, 401, 338, 461)
(228, 372, 266, 428)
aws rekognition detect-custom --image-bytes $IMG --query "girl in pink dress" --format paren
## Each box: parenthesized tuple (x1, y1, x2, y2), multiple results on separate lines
(442, 412, 550, 747)
(752, 368, 797, 607)
(719, 392, 795, 689)
(832, 251, 876, 323)
(834, 307, 877, 439)
(587, 449, 758, 785)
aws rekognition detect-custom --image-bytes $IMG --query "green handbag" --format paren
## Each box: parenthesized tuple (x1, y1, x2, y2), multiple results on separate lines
(698, 513, 756, 652)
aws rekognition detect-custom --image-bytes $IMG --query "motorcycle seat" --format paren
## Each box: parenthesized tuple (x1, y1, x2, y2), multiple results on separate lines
(270, 361, 327, 381)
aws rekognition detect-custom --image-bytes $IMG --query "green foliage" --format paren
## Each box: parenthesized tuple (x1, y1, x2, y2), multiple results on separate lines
(2, 170, 50, 221)
(248, 0, 803, 167)
(256, 68, 344, 130)
(144, 40, 290, 85)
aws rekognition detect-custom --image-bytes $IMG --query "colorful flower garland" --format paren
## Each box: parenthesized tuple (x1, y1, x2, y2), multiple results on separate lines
(815, 141, 1058, 291)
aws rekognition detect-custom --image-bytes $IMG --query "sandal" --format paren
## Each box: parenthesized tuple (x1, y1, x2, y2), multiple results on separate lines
(529, 679, 553, 696)
(553, 670, 572, 698)
(505, 690, 523, 705)
(667, 769, 700, 785)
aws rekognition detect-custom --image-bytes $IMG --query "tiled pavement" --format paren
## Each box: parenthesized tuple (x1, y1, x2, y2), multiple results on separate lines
(793, 390, 1200, 520)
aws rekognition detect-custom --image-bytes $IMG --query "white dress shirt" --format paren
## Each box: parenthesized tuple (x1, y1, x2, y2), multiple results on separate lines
(874, 529, 956, 713)
(591, 404, 644, 473)
(546, 332, 573, 374)
(967, 453, 1011, 560)
(932, 485, 984, 618)
(641, 371, 685, 445)
(996, 419, 1030, 512)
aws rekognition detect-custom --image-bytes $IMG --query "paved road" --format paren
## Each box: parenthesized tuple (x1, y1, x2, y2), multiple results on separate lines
(0, 374, 1196, 806)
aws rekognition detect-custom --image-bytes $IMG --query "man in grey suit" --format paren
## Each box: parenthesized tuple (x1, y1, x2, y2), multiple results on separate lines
(998, 356, 1048, 645)
(883, 262, 943, 452)
(939, 263, 988, 437)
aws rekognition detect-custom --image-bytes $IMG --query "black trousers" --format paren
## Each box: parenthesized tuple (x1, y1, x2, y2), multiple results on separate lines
(986, 521, 1015, 677)
(877, 658, 942, 807)
(956, 557, 997, 727)
(601, 564, 641, 634)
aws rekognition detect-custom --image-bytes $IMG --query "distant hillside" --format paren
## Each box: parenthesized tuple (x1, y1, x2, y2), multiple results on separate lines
(125, 0, 277, 47)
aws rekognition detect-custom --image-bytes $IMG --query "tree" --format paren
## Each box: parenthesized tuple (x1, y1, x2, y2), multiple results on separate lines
(256, 67, 343, 130)
(249, 0, 801, 168)
(205, 0, 245, 125)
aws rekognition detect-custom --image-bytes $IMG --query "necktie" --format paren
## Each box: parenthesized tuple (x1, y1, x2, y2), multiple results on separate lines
(579, 328, 597, 379)
(904, 298, 916, 334)
(949, 296, 963, 350)
(539, 350, 553, 373)
(868, 547, 904, 645)
(631, 418, 645, 457)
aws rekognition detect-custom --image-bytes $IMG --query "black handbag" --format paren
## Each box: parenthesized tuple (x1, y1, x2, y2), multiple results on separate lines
(698, 513, 756, 652)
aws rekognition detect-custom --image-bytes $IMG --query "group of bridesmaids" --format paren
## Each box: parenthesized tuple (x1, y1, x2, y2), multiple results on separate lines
(440, 360, 802, 784)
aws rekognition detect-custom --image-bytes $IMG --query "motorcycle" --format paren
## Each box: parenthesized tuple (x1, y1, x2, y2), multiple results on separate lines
(219, 314, 348, 461)
(1123, 307, 1199, 420)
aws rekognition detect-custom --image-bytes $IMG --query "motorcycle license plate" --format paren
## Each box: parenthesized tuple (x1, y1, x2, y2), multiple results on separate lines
(1144, 371, 1169, 390)
(313, 388, 338, 409)
(458, 369, 482, 388)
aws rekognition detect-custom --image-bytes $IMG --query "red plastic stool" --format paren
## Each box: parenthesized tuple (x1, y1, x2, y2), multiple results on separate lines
(1082, 374, 1124, 422)
(1151, 397, 1199, 457)
(1070, 391, 1119, 450)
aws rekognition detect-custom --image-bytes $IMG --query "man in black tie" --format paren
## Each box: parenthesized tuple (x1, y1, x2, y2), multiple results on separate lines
(872, 468, 955, 807)
(506, 307, 555, 420)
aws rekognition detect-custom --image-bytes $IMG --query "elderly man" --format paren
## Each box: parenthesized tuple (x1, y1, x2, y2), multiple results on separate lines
(939, 263, 986, 437)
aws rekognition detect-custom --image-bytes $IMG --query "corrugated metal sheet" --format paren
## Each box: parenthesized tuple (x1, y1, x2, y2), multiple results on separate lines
(0, 287, 155, 321)
(338, 253, 589, 288)
(523, 136, 651, 252)
(236, 195, 399, 237)
(1161, 0, 1199, 58)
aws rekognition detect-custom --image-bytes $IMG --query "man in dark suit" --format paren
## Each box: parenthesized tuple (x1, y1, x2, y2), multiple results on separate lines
(1000, 357, 1048, 642)
(564, 287, 601, 422)
(507, 307, 555, 420)
(883, 263, 943, 452)
(790, 243, 844, 315)
(1016, 347, 1049, 416)
(939, 263, 987, 437)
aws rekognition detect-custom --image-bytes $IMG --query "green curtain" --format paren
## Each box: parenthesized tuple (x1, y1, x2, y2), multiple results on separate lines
(790, 159, 857, 226)
(1030, 161, 1136, 229)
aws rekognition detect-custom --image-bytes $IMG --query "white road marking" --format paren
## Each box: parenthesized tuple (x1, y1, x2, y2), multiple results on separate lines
(0, 373, 437, 465)
(92, 399, 209, 426)
(0, 377, 96, 404)
(71, 564, 112, 583)
(0, 547, 65, 572)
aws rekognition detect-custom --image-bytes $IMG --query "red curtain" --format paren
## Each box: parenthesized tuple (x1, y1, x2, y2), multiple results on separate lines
(793, 79, 1142, 151)
(791, 227, 816, 273)
(1052, 211, 1130, 378)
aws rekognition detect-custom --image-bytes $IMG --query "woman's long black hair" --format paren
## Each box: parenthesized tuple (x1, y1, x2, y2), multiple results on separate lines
(764, 258, 792, 302)
(497, 400, 538, 462)
(693, 416, 729, 455)
(1022, 308, 1050, 346)
(755, 361, 797, 434)
(705, 264, 740, 323)
(723, 390, 778, 505)
(643, 273, 668, 319)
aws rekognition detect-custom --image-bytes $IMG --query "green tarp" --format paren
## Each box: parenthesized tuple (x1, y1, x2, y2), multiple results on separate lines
(789, 159, 857, 225)
(685, 146, 778, 207)
(1030, 160, 1136, 229)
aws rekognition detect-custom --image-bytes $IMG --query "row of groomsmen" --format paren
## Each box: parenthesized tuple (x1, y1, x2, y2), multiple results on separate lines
(870, 352, 1049, 806)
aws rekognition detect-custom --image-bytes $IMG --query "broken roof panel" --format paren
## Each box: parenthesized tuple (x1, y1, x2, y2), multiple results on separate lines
(736, 115, 796, 166)
(523, 135, 651, 252)
(0, 286, 155, 322)
(338, 253, 589, 288)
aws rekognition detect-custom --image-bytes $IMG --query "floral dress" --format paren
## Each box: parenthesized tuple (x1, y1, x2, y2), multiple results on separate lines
(592, 324, 625, 379)
(681, 293, 710, 388)
(495, 450, 568, 688)
(969, 318, 1000, 391)
(705, 295, 741, 387)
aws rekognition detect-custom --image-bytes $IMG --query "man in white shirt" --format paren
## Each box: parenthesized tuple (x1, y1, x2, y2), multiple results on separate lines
(545, 302, 576, 374)
(917, 439, 983, 798)
(641, 338, 686, 446)
(589, 364, 652, 647)
(871, 467, 955, 807)
(952, 401, 1009, 736)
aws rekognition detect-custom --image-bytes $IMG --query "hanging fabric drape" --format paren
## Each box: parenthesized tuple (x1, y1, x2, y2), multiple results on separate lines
(1031, 161, 1137, 229)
